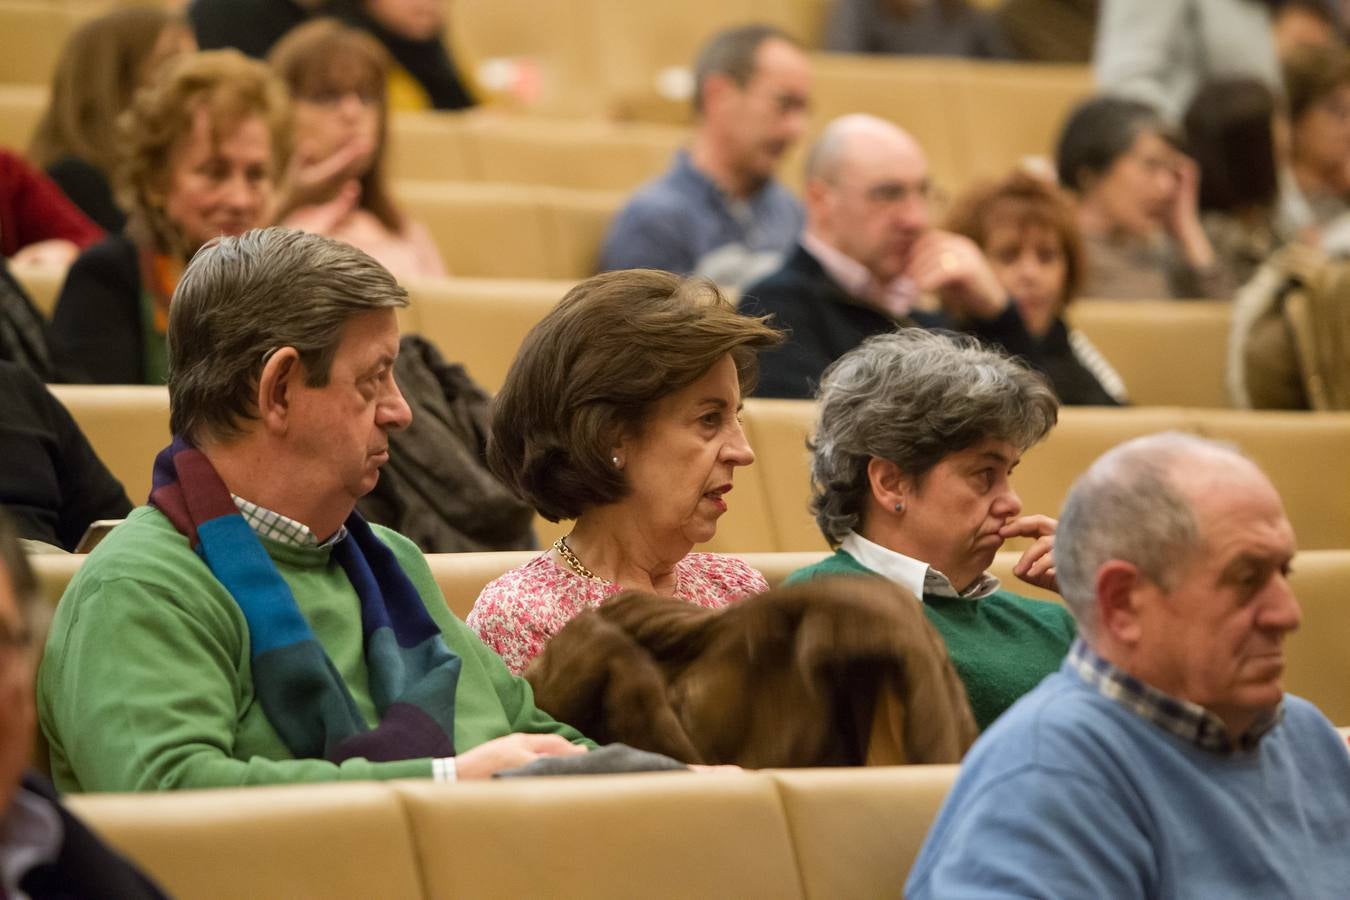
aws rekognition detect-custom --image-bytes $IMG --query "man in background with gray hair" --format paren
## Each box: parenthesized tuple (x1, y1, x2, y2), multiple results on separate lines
(740, 113, 1039, 399)
(598, 23, 811, 289)
(906, 432, 1350, 898)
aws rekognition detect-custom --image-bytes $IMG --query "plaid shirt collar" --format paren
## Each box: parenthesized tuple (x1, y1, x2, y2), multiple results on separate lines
(839, 532, 1002, 602)
(231, 495, 347, 550)
(1067, 639, 1282, 754)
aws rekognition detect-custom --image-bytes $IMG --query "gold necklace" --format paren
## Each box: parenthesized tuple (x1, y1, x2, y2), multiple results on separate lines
(552, 535, 597, 580)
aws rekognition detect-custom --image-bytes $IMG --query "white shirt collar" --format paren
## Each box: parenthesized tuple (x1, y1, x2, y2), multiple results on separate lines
(839, 531, 1002, 601)
(1, 785, 64, 898)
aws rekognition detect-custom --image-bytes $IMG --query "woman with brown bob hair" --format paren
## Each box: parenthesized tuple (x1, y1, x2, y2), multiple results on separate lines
(29, 6, 195, 233)
(946, 169, 1128, 405)
(469, 269, 783, 674)
(269, 18, 446, 281)
(49, 50, 290, 384)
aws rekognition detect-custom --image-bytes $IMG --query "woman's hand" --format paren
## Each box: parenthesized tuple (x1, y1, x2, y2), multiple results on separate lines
(1163, 151, 1216, 272)
(999, 514, 1058, 593)
(269, 137, 374, 224)
(281, 180, 362, 235)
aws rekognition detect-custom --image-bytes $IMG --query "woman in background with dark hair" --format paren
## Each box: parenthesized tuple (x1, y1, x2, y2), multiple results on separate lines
(1184, 78, 1284, 295)
(1282, 43, 1350, 233)
(1055, 96, 1226, 299)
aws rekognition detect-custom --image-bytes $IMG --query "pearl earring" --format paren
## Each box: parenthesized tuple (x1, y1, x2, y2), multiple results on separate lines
(612, 456, 622, 469)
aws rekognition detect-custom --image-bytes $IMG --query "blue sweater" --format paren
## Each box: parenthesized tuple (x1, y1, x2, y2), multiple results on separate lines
(907, 663, 1350, 898)
(597, 150, 802, 290)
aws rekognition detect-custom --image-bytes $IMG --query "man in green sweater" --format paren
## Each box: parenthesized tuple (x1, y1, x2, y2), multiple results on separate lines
(786, 329, 1075, 730)
(38, 228, 594, 792)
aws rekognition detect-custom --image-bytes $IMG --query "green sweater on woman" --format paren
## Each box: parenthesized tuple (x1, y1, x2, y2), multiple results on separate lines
(785, 550, 1075, 730)
(38, 506, 593, 793)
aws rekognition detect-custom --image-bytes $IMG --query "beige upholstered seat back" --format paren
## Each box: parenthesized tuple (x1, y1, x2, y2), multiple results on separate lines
(67, 783, 423, 900)
(393, 773, 806, 900)
(47, 385, 170, 504)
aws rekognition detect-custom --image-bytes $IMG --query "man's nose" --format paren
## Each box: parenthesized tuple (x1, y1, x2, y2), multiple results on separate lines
(1260, 575, 1302, 635)
(380, 381, 413, 432)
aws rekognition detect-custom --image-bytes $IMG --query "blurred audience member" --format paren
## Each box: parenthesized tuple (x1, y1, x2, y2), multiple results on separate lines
(337, 0, 476, 111)
(0, 361, 132, 552)
(470, 270, 780, 675)
(1184, 79, 1285, 295)
(29, 7, 195, 233)
(1281, 43, 1350, 232)
(50, 51, 289, 385)
(740, 114, 1040, 399)
(823, 0, 1013, 59)
(1273, 0, 1342, 60)
(0, 258, 54, 380)
(598, 25, 811, 290)
(997, 0, 1098, 63)
(0, 509, 168, 898)
(0, 151, 102, 273)
(947, 170, 1128, 404)
(190, 0, 319, 59)
(270, 19, 445, 280)
(1056, 96, 1226, 298)
(1094, 0, 1280, 124)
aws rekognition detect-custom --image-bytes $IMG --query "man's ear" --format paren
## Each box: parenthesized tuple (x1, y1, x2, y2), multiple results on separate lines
(1095, 559, 1146, 645)
(700, 72, 739, 119)
(865, 457, 908, 513)
(257, 347, 302, 436)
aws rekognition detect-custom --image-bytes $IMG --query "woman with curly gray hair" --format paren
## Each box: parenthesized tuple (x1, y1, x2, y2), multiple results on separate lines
(785, 328, 1075, 730)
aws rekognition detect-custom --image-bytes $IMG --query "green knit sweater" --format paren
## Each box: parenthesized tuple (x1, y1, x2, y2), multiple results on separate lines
(38, 506, 593, 792)
(785, 550, 1076, 730)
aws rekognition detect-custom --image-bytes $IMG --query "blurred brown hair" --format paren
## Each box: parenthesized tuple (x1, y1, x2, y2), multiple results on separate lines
(945, 168, 1085, 306)
(29, 7, 184, 175)
(268, 18, 403, 233)
(116, 49, 291, 257)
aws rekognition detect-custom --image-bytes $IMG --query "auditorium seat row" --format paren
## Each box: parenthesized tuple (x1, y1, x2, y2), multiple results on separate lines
(21, 258, 1233, 405)
(63, 765, 953, 900)
(46, 384, 1350, 552)
(31, 548, 1350, 725)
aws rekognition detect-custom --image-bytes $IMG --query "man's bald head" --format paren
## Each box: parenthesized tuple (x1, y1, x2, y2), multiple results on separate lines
(803, 114, 932, 282)
(804, 113, 925, 184)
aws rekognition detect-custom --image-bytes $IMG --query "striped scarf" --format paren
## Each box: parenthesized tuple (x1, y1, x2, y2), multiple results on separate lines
(149, 437, 461, 763)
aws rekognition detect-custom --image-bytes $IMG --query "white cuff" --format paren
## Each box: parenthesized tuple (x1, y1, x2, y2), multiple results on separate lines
(431, 757, 457, 783)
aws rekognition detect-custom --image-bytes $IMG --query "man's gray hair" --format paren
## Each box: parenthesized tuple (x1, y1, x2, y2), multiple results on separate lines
(692, 23, 796, 115)
(167, 227, 408, 444)
(1055, 432, 1241, 633)
(810, 329, 1059, 544)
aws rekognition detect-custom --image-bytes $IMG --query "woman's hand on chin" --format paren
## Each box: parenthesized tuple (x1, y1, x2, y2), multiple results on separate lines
(999, 515, 1058, 594)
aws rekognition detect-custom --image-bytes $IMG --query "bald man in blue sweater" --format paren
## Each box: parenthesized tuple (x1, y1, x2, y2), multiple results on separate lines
(907, 432, 1350, 898)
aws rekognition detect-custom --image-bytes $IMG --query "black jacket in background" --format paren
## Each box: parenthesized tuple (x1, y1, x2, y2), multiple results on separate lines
(0, 361, 133, 549)
(15, 773, 167, 899)
(188, 0, 313, 58)
(739, 244, 1042, 399)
